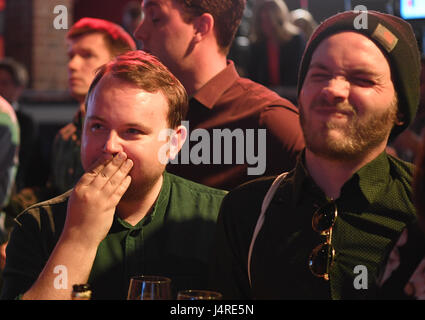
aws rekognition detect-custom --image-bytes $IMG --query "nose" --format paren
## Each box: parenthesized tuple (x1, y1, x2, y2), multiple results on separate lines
(68, 55, 80, 72)
(134, 18, 148, 42)
(321, 77, 350, 104)
(103, 131, 124, 155)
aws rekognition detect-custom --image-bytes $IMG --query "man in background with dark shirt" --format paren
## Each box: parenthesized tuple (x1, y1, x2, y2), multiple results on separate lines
(134, 0, 304, 190)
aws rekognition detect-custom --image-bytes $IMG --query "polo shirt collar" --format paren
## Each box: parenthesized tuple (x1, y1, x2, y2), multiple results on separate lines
(191, 60, 239, 109)
(292, 149, 326, 206)
(73, 109, 85, 132)
(292, 149, 391, 206)
(344, 151, 390, 205)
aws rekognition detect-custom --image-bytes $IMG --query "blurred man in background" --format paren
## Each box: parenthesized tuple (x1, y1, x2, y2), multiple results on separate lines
(5, 18, 136, 219)
(0, 58, 44, 192)
(135, 0, 304, 191)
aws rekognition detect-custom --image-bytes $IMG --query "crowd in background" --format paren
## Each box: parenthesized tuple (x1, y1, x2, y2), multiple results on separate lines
(1, 0, 425, 300)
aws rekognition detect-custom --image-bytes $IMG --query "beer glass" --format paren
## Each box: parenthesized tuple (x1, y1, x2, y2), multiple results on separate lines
(127, 275, 172, 300)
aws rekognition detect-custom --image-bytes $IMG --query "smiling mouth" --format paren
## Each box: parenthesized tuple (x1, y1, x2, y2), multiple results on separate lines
(314, 107, 353, 117)
(313, 102, 356, 115)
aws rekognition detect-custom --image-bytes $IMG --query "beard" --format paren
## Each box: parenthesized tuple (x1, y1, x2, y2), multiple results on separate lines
(299, 96, 399, 161)
(120, 168, 164, 203)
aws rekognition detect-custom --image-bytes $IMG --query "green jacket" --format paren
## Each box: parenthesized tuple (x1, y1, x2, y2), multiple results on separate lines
(1, 172, 227, 300)
(210, 151, 417, 299)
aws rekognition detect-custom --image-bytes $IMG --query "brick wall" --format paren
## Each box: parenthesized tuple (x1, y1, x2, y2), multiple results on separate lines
(32, 0, 73, 92)
(4, 0, 32, 87)
(4, 0, 73, 98)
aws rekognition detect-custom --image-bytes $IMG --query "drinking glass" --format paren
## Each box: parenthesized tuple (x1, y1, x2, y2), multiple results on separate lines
(127, 275, 172, 300)
(177, 290, 222, 300)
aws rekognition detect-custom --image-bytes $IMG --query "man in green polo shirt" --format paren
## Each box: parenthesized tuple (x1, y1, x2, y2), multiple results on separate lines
(1, 51, 227, 300)
(209, 10, 421, 299)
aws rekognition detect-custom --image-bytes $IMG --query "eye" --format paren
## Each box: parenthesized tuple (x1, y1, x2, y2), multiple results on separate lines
(308, 72, 331, 81)
(121, 128, 144, 140)
(126, 128, 143, 135)
(350, 77, 375, 87)
(90, 123, 105, 132)
(144, 6, 161, 24)
(81, 52, 94, 59)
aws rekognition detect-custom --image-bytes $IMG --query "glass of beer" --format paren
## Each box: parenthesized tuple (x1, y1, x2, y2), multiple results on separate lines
(127, 275, 172, 300)
(177, 289, 222, 300)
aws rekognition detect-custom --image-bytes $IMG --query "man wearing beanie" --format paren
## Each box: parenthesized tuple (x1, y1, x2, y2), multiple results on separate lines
(209, 10, 421, 299)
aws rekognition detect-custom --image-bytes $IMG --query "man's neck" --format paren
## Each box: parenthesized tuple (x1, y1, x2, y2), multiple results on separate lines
(116, 175, 164, 226)
(178, 50, 227, 96)
(305, 147, 386, 200)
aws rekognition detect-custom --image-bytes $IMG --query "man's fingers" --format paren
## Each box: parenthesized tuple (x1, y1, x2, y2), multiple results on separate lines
(91, 152, 129, 190)
(110, 175, 132, 204)
(78, 153, 114, 186)
(104, 158, 134, 191)
(89, 153, 114, 175)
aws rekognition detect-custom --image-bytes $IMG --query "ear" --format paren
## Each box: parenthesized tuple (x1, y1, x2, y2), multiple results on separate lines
(168, 125, 188, 160)
(192, 13, 214, 44)
(395, 111, 405, 126)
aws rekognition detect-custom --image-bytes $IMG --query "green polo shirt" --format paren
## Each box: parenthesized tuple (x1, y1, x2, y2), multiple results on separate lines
(210, 151, 417, 299)
(1, 172, 227, 300)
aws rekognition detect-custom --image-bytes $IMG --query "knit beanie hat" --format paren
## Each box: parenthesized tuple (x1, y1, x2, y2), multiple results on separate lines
(297, 10, 422, 139)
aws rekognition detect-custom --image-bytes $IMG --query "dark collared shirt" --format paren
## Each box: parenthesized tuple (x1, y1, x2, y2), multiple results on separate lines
(1, 172, 227, 300)
(210, 151, 417, 299)
(50, 109, 85, 195)
(4, 110, 85, 220)
(167, 61, 304, 191)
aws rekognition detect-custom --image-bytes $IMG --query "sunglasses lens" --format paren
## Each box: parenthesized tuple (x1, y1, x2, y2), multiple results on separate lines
(309, 242, 333, 278)
(312, 203, 337, 233)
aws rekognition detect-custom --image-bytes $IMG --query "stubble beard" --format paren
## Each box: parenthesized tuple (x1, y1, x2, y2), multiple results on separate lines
(120, 169, 164, 203)
(299, 97, 399, 162)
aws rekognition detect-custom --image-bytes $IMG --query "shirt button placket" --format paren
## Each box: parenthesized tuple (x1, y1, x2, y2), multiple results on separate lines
(125, 228, 144, 278)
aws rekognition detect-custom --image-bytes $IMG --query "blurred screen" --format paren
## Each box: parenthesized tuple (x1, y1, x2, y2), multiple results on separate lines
(400, 0, 425, 20)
